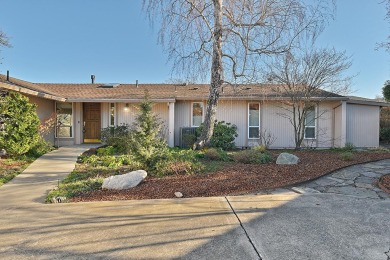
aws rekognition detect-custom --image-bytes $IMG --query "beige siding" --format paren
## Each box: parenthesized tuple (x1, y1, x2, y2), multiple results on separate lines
(174, 101, 192, 146)
(27, 95, 55, 144)
(308, 102, 334, 148)
(333, 105, 342, 147)
(101, 103, 110, 129)
(216, 100, 247, 147)
(346, 104, 380, 147)
(261, 102, 295, 148)
(116, 102, 169, 141)
(74, 102, 83, 144)
(174, 100, 246, 147)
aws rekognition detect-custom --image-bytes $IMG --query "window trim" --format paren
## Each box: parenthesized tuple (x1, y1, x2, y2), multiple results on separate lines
(248, 102, 260, 139)
(304, 106, 316, 140)
(191, 102, 204, 127)
(109, 103, 116, 127)
(55, 101, 73, 138)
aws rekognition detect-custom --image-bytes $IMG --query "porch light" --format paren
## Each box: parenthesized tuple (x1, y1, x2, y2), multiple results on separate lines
(124, 103, 129, 111)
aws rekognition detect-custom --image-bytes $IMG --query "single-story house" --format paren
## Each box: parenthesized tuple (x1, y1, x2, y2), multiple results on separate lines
(0, 73, 388, 148)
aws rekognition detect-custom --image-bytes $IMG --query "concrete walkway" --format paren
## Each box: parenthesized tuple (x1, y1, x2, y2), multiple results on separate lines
(293, 159, 390, 199)
(0, 147, 389, 260)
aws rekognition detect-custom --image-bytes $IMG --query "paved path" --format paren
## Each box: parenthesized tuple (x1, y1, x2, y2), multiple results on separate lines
(293, 159, 390, 199)
(0, 147, 389, 260)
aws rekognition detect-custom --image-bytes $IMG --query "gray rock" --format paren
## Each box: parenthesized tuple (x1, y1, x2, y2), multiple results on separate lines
(102, 170, 147, 190)
(174, 192, 183, 198)
(276, 153, 299, 165)
(0, 149, 6, 156)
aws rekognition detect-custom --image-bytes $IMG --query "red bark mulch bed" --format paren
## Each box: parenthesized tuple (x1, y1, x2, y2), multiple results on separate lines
(71, 151, 390, 202)
(378, 174, 390, 194)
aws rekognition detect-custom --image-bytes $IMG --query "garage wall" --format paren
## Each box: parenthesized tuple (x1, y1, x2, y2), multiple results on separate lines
(346, 104, 380, 147)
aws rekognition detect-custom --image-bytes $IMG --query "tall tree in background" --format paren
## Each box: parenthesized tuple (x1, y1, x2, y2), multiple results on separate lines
(143, 0, 334, 149)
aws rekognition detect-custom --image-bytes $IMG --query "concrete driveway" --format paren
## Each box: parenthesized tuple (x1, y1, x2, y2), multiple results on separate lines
(0, 146, 389, 259)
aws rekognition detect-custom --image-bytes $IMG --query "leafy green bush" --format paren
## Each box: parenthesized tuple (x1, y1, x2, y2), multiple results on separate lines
(97, 146, 116, 156)
(380, 128, 390, 142)
(232, 150, 272, 164)
(0, 92, 40, 155)
(27, 136, 53, 157)
(100, 125, 130, 153)
(203, 148, 230, 161)
(340, 151, 354, 161)
(197, 120, 238, 150)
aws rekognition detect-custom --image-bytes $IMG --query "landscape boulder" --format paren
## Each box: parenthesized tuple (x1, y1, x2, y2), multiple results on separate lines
(276, 153, 300, 165)
(102, 170, 147, 190)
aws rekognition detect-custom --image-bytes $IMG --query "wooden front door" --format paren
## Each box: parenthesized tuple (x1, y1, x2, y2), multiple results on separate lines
(83, 103, 101, 143)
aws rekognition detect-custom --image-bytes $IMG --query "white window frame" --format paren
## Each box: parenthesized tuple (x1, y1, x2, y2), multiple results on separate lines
(191, 102, 204, 127)
(55, 102, 74, 138)
(248, 102, 260, 139)
(109, 103, 116, 127)
(304, 106, 316, 139)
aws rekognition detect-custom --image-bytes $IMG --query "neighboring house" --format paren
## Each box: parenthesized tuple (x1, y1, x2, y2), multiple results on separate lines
(0, 73, 388, 148)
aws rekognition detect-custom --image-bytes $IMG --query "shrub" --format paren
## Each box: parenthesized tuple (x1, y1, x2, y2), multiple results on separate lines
(100, 124, 130, 153)
(0, 92, 40, 155)
(27, 136, 53, 158)
(46, 178, 103, 203)
(232, 150, 272, 164)
(340, 151, 354, 161)
(380, 128, 390, 143)
(252, 145, 267, 153)
(203, 148, 230, 161)
(97, 146, 116, 156)
(126, 92, 169, 170)
(154, 160, 203, 176)
(197, 120, 238, 150)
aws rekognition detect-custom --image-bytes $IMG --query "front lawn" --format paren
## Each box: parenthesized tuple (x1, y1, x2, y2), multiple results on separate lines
(47, 147, 390, 202)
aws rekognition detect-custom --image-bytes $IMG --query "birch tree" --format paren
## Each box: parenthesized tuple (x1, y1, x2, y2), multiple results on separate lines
(143, 0, 334, 149)
(265, 47, 352, 149)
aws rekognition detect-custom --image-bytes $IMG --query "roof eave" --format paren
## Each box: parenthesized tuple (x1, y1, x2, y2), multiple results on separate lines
(346, 99, 390, 107)
(65, 98, 176, 103)
(0, 82, 66, 102)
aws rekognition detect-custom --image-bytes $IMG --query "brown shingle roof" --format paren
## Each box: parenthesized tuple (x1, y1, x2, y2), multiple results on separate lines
(0, 74, 346, 102)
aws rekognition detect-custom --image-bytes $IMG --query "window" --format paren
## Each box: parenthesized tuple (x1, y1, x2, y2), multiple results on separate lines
(248, 103, 260, 139)
(304, 107, 316, 139)
(110, 103, 116, 127)
(192, 102, 204, 127)
(56, 102, 73, 138)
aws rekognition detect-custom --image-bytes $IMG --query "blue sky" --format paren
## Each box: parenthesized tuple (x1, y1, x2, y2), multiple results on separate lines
(0, 0, 389, 98)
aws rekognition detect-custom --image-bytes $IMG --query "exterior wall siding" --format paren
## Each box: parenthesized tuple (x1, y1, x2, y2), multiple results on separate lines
(333, 104, 342, 147)
(261, 102, 295, 148)
(27, 95, 55, 144)
(116, 102, 170, 141)
(346, 104, 380, 147)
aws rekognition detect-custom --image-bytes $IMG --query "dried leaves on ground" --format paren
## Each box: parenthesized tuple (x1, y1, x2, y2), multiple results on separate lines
(72, 151, 390, 202)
